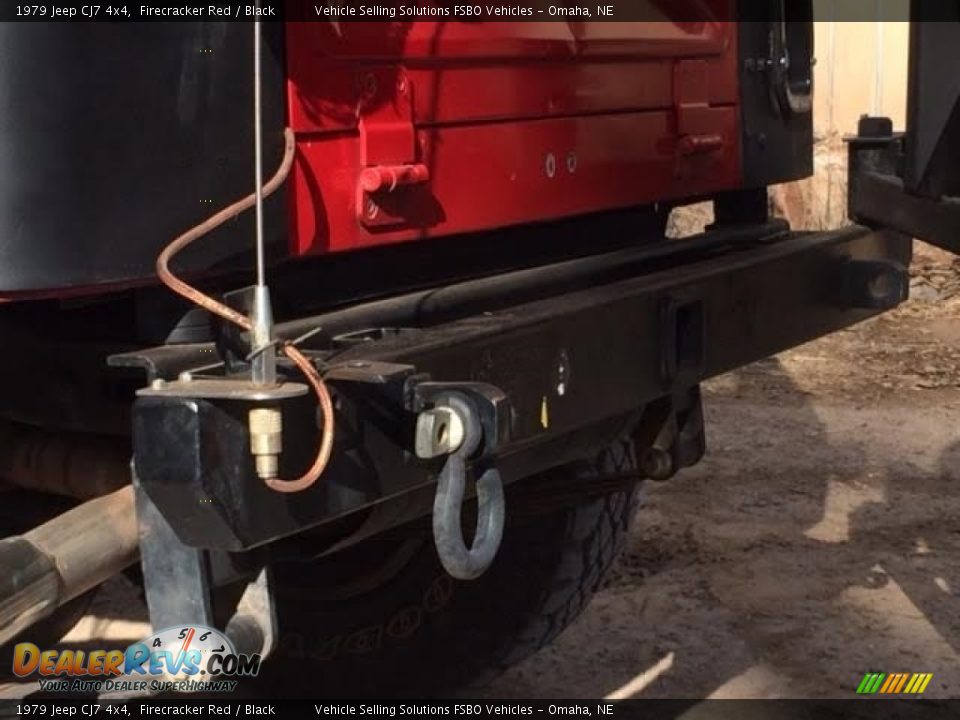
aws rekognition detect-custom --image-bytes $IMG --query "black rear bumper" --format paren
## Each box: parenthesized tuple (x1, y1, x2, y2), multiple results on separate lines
(117, 223, 911, 552)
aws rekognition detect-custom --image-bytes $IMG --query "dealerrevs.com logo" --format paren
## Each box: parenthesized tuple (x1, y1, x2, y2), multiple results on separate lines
(13, 625, 260, 694)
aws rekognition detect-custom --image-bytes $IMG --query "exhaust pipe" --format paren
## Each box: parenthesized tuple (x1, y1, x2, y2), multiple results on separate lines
(0, 485, 137, 646)
(0, 422, 130, 499)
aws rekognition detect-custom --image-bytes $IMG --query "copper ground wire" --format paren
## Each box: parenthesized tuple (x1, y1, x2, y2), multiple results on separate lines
(155, 128, 334, 493)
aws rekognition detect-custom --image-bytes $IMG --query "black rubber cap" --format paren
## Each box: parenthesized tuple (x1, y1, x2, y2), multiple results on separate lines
(858, 115, 894, 139)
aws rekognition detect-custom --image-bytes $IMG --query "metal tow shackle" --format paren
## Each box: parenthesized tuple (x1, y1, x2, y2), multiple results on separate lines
(429, 393, 505, 580)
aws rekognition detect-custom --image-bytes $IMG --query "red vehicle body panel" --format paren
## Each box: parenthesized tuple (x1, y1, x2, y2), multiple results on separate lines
(0, 15, 744, 302)
(284, 15, 742, 257)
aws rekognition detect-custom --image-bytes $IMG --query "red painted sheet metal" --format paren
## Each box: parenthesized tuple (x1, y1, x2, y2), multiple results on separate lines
(285, 13, 741, 257)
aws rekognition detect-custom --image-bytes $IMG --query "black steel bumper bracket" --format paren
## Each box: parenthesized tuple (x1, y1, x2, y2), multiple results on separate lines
(119, 224, 911, 553)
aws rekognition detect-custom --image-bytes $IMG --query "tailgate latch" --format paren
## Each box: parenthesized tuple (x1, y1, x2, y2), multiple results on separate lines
(356, 68, 430, 228)
(673, 60, 726, 164)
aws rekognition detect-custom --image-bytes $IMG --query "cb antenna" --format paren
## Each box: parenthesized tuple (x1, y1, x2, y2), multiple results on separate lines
(250, 10, 276, 386)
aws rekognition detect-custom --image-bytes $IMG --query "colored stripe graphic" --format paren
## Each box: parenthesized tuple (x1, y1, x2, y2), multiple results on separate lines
(857, 673, 886, 694)
(905, 674, 921, 693)
(908, 673, 932, 694)
(857, 672, 933, 695)
(894, 673, 909, 693)
(879, 674, 896, 693)
(882, 673, 901, 693)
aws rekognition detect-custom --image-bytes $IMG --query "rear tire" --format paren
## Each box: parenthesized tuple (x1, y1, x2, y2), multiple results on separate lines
(259, 438, 640, 697)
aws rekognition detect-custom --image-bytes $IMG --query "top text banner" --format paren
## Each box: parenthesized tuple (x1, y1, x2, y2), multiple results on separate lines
(0, 1, 933, 22)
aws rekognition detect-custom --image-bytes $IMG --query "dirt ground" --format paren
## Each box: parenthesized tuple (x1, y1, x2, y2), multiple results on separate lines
(482, 241, 960, 699)
(3, 243, 959, 701)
